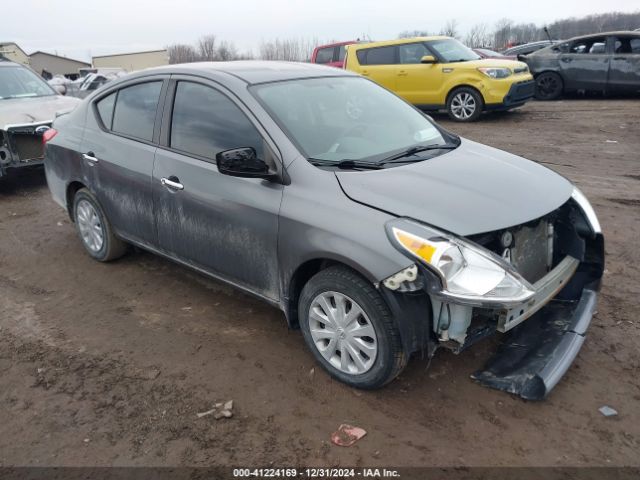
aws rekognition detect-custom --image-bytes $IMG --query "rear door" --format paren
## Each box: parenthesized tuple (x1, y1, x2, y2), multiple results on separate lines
(81, 78, 167, 247)
(559, 36, 609, 91)
(609, 35, 640, 94)
(356, 46, 398, 91)
(152, 77, 283, 300)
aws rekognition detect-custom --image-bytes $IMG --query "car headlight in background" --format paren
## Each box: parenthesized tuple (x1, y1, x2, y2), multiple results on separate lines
(477, 67, 512, 79)
(385, 219, 534, 305)
(571, 187, 601, 234)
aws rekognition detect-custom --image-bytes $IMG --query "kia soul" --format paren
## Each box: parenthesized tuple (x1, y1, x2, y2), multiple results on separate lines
(44, 62, 603, 399)
(345, 36, 535, 121)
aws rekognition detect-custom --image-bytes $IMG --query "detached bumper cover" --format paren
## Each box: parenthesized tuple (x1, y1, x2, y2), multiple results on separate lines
(472, 287, 597, 400)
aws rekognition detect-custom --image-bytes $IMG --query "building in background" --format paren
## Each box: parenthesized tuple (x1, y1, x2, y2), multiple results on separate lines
(92, 49, 169, 72)
(29, 51, 90, 80)
(0, 42, 29, 65)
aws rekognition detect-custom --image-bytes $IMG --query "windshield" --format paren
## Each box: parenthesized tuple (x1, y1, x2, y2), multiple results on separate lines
(0, 66, 56, 100)
(428, 39, 480, 62)
(252, 76, 447, 163)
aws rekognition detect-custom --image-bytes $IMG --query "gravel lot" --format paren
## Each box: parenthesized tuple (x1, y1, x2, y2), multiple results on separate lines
(0, 99, 639, 468)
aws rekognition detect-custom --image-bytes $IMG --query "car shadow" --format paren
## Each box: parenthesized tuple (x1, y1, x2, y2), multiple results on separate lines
(0, 167, 47, 197)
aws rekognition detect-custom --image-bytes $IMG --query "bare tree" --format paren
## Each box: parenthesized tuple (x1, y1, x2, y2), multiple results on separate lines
(197, 34, 218, 61)
(493, 18, 514, 49)
(440, 19, 459, 38)
(398, 30, 430, 38)
(465, 23, 491, 47)
(258, 37, 318, 62)
(167, 43, 199, 64)
(216, 40, 238, 61)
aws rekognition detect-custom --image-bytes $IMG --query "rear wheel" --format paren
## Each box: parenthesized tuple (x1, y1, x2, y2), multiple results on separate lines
(298, 266, 407, 389)
(72, 188, 127, 262)
(535, 72, 563, 100)
(446, 87, 483, 122)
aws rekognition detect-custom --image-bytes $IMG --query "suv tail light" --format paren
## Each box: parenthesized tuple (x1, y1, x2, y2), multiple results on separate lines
(42, 128, 58, 145)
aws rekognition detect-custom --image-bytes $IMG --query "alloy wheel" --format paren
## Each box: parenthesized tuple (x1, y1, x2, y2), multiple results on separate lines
(76, 199, 104, 253)
(308, 291, 378, 375)
(450, 92, 477, 120)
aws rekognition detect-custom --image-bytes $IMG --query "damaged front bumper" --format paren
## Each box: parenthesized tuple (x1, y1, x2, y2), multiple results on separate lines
(0, 121, 51, 177)
(472, 286, 597, 400)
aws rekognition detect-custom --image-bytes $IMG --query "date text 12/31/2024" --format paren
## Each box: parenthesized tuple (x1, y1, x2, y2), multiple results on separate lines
(233, 468, 401, 478)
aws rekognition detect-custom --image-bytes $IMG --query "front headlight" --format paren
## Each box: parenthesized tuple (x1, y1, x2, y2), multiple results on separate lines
(386, 219, 534, 305)
(478, 67, 512, 79)
(571, 187, 601, 234)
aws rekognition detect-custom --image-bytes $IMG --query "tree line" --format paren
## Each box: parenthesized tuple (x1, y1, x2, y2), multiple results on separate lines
(168, 10, 640, 63)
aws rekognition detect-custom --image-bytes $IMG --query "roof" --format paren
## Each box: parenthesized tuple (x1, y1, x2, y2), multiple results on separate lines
(566, 30, 640, 41)
(141, 60, 357, 85)
(92, 49, 167, 59)
(0, 42, 28, 56)
(29, 50, 90, 66)
(347, 36, 451, 50)
(314, 40, 358, 50)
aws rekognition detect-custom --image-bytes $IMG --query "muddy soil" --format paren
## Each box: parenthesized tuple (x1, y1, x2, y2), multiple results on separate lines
(0, 99, 639, 468)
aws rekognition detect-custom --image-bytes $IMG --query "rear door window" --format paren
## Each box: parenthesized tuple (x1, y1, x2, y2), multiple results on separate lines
(315, 47, 335, 64)
(359, 46, 396, 65)
(112, 81, 162, 142)
(569, 37, 607, 54)
(169, 81, 263, 161)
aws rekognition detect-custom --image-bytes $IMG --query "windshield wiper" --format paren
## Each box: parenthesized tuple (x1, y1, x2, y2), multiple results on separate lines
(309, 158, 384, 170)
(377, 143, 459, 165)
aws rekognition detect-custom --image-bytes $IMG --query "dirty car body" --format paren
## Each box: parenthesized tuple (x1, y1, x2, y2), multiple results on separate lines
(0, 61, 80, 178)
(44, 61, 604, 399)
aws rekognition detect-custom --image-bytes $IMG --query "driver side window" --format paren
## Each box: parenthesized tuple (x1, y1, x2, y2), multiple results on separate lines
(569, 37, 607, 54)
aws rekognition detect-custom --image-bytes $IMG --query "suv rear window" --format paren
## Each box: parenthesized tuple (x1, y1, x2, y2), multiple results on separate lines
(112, 81, 162, 141)
(357, 46, 396, 65)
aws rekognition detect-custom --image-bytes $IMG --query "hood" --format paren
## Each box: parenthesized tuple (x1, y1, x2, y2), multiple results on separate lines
(0, 95, 81, 129)
(453, 58, 528, 70)
(335, 139, 573, 236)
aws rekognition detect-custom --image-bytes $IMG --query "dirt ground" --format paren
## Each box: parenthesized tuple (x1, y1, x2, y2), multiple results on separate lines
(0, 99, 639, 468)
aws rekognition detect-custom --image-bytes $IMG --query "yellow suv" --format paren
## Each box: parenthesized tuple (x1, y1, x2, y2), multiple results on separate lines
(345, 36, 535, 121)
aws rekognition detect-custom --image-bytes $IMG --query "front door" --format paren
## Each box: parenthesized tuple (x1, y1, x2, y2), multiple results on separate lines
(152, 79, 283, 300)
(559, 36, 609, 91)
(81, 79, 166, 247)
(395, 42, 443, 106)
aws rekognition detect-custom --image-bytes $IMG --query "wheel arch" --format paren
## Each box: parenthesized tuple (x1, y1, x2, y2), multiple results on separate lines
(284, 257, 378, 329)
(445, 84, 485, 105)
(65, 180, 87, 221)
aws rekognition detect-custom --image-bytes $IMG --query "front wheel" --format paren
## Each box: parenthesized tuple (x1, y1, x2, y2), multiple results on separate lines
(446, 87, 483, 122)
(298, 266, 407, 389)
(535, 72, 563, 100)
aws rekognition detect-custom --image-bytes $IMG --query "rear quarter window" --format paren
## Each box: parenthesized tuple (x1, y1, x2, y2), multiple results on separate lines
(96, 92, 116, 129)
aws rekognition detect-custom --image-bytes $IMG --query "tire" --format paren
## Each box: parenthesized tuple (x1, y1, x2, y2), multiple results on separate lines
(298, 266, 407, 389)
(446, 87, 483, 122)
(535, 72, 563, 100)
(72, 188, 127, 262)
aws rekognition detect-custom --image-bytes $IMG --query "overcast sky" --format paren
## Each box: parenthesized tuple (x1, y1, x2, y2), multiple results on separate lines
(5, 0, 639, 61)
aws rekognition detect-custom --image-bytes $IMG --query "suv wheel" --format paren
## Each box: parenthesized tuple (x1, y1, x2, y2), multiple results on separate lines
(298, 266, 407, 389)
(72, 188, 127, 262)
(535, 72, 563, 100)
(446, 87, 483, 122)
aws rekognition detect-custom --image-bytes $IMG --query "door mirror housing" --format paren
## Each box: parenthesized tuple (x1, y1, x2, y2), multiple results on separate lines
(420, 55, 437, 64)
(216, 147, 273, 179)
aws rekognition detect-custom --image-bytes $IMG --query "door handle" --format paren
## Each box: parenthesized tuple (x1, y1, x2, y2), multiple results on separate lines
(361, 70, 369, 76)
(561, 57, 572, 63)
(82, 152, 99, 164)
(398, 70, 408, 76)
(160, 177, 184, 191)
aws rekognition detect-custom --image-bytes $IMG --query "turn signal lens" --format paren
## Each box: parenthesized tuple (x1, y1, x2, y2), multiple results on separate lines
(42, 128, 58, 144)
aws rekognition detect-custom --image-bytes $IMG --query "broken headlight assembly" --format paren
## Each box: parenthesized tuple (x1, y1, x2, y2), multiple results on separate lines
(571, 187, 601, 234)
(385, 218, 534, 306)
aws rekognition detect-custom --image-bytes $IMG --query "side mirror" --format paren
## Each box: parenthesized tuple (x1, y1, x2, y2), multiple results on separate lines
(420, 55, 437, 64)
(216, 147, 273, 179)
